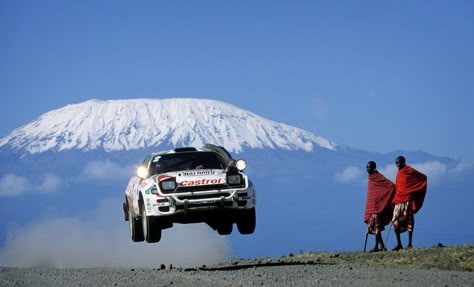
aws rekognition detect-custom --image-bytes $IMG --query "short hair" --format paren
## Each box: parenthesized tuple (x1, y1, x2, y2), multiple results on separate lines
(367, 161, 376, 169)
(396, 156, 406, 164)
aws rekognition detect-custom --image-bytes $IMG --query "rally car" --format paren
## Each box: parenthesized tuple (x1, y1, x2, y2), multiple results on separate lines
(123, 144, 256, 243)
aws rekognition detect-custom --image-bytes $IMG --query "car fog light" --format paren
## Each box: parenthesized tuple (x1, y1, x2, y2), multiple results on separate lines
(161, 180, 176, 190)
(227, 174, 242, 185)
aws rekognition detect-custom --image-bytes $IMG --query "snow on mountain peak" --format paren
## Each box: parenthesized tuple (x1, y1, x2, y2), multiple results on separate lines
(0, 98, 337, 154)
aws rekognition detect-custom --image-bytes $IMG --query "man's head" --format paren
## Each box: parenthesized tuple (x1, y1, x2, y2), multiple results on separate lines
(366, 161, 377, 175)
(395, 156, 406, 170)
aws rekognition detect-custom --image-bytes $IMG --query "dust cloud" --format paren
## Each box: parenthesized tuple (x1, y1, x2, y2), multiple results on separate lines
(0, 198, 232, 268)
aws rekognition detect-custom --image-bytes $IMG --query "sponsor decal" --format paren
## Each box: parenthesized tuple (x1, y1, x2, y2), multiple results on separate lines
(157, 175, 173, 181)
(179, 170, 216, 176)
(180, 178, 223, 186)
(146, 198, 152, 212)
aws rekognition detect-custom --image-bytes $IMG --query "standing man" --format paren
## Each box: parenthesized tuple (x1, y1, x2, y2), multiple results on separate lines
(364, 161, 395, 252)
(392, 156, 428, 251)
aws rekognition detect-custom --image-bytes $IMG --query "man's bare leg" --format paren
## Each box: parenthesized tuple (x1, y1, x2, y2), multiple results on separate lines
(392, 230, 403, 251)
(377, 233, 386, 251)
(406, 231, 413, 249)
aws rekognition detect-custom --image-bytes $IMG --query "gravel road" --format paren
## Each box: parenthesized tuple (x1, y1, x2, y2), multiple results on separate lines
(2, 246, 473, 287)
(2, 262, 473, 287)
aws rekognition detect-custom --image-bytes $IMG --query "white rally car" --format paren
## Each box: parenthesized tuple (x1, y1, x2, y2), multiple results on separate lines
(123, 144, 256, 243)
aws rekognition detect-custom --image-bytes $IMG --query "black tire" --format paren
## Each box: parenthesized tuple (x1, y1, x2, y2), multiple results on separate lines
(128, 203, 144, 242)
(216, 222, 233, 235)
(140, 201, 162, 243)
(237, 208, 256, 235)
(123, 202, 129, 221)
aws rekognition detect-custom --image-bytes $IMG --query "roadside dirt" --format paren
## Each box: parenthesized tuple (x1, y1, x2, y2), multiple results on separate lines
(1, 245, 473, 287)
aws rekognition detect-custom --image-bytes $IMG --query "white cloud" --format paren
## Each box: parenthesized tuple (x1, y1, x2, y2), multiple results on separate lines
(0, 173, 61, 197)
(412, 161, 448, 179)
(334, 166, 364, 183)
(378, 165, 398, 182)
(450, 162, 471, 174)
(0, 174, 29, 196)
(37, 174, 62, 193)
(378, 161, 470, 185)
(334, 160, 469, 187)
(0, 198, 232, 268)
(81, 160, 134, 181)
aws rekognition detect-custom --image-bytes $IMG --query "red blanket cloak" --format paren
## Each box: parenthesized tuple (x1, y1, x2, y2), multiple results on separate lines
(393, 165, 428, 213)
(364, 172, 395, 222)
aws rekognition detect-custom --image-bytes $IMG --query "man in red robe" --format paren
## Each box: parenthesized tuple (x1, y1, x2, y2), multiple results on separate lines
(392, 156, 428, 251)
(364, 161, 395, 252)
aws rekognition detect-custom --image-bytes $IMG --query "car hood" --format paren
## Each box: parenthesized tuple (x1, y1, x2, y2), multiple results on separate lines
(156, 169, 228, 187)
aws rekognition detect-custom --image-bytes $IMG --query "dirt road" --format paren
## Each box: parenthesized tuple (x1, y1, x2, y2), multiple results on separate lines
(1, 245, 473, 287)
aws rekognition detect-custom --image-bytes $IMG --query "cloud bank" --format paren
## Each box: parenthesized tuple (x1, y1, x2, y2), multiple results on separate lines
(0, 173, 61, 197)
(0, 198, 232, 268)
(335, 161, 471, 185)
(334, 166, 364, 184)
(80, 160, 134, 181)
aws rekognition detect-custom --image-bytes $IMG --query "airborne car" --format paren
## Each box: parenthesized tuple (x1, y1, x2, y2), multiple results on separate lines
(123, 144, 256, 243)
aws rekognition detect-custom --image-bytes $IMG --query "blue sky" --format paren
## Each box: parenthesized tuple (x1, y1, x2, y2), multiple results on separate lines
(1, 0, 473, 161)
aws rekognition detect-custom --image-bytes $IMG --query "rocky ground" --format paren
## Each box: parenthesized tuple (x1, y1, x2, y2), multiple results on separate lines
(1, 244, 473, 287)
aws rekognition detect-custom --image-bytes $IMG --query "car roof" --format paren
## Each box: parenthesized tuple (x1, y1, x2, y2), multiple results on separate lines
(149, 145, 234, 161)
(149, 147, 207, 157)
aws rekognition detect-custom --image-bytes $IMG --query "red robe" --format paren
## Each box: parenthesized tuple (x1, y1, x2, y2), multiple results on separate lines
(393, 165, 428, 213)
(364, 172, 395, 222)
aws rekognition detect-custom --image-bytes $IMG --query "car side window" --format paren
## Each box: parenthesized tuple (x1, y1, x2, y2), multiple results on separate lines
(141, 156, 153, 174)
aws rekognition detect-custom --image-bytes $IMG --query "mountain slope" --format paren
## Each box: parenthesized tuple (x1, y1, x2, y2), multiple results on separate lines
(0, 98, 336, 155)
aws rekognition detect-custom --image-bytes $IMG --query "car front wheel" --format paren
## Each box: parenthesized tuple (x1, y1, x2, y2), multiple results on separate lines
(237, 208, 256, 235)
(128, 203, 144, 242)
(140, 201, 162, 243)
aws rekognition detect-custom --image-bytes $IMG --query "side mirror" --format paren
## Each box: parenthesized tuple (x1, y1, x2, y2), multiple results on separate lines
(136, 166, 149, 179)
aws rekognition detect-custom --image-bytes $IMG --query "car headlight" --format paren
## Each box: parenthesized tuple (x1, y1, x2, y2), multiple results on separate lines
(160, 180, 176, 191)
(227, 174, 242, 185)
(235, 159, 247, 171)
(136, 166, 149, 178)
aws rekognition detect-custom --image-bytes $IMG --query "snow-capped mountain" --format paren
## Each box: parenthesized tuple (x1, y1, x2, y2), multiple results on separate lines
(0, 98, 336, 155)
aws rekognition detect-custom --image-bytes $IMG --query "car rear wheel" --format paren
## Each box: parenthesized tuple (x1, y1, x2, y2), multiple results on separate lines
(237, 208, 256, 235)
(216, 222, 233, 235)
(128, 203, 144, 242)
(140, 201, 162, 243)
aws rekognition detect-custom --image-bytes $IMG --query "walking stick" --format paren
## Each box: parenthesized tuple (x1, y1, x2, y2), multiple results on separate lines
(363, 232, 369, 252)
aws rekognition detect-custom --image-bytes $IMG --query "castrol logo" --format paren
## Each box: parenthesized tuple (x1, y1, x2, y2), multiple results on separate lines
(180, 178, 223, 186)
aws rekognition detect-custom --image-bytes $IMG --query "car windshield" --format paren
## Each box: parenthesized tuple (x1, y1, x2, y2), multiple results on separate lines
(151, 152, 226, 174)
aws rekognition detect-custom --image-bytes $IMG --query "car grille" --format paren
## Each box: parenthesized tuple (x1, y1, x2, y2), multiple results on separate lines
(175, 191, 232, 201)
(161, 184, 229, 194)
(175, 201, 234, 210)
